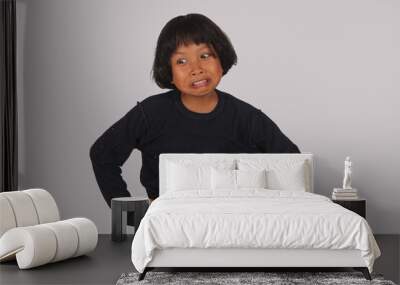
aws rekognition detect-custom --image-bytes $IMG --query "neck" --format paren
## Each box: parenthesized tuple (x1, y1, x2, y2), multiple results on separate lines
(180, 90, 219, 113)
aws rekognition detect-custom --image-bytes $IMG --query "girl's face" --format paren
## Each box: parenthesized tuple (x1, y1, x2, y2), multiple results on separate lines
(170, 43, 223, 98)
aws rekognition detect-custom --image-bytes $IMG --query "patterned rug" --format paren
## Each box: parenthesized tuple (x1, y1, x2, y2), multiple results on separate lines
(116, 271, 397, 285)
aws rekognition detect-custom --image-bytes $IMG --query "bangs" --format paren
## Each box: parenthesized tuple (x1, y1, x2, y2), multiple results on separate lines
(173, 22, 216, 49)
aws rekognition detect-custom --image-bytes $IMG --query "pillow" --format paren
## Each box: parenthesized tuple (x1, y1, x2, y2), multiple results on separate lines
(211, 168, 268, 190)
(166, 162, 210, 191)
(266, 162, 306, 191)
(211, 168, 236, 190)
(237, 169, 267, 188)
(237, 159, 308, 191)
(166, 159, 235, 192)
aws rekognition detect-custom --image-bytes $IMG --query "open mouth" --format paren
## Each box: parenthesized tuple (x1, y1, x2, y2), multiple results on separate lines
(191, 79, 209, 88)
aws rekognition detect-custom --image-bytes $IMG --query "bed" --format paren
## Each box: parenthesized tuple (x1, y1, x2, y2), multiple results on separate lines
(131, 153, 381, 281)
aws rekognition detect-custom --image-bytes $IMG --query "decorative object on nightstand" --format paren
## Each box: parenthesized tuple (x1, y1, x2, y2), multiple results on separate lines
(111, 197, 149, 242)
(332, 156, 358, 200)
(342, 156, 352, 189)
(332, 198, 366, 218)
(332, 188, 359, 200)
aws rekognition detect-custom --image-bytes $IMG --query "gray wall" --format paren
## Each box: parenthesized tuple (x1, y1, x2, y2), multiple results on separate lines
(17, 0, 400, 234)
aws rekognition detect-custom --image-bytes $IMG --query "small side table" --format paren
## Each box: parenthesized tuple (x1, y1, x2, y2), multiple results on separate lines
(111, 197, 149, 242)
(332, 198, 366, 218)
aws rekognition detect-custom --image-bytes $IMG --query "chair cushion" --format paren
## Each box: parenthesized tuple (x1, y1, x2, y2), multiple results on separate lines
(0, 196, 16, 237)
(0, 218, 98, 269)
(24, 189, 60, 223)
(0, 191, 39, 227)
(0, 189, 60, 238)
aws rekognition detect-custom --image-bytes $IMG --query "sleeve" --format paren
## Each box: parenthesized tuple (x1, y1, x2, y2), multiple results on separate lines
(250, 109, 300, 153)
(89, 102, 149, 208)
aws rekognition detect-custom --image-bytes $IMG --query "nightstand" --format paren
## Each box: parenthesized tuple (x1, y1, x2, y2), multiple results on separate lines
(332, 198, 366, 218)
(111, 197, 149, 242)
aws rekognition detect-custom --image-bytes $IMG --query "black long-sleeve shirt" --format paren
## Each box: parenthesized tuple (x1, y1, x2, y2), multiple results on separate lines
(90, 89, 300, 207)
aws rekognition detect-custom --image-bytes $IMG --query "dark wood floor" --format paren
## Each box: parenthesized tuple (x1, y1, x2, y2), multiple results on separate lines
(0, 234, 398, 285)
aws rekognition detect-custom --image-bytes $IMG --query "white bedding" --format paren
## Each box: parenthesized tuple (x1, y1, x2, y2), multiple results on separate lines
(131, 190, 380, 273)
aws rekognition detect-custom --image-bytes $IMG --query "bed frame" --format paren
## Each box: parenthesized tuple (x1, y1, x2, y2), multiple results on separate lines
(138, 153, 371, 280)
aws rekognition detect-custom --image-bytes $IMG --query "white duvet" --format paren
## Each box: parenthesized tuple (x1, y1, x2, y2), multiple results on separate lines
(131, 190, 380, 273)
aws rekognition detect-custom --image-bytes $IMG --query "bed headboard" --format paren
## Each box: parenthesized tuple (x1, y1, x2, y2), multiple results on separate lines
(159, 153, 314, 195)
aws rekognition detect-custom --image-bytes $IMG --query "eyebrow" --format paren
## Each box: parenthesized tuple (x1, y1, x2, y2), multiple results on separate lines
(173, 46, 211, 55)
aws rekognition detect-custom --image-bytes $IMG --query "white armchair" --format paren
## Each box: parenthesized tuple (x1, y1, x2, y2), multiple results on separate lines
(0, 188, 98, 269)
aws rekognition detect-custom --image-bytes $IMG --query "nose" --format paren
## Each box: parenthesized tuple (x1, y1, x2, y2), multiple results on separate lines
(190, 60, 204, 76)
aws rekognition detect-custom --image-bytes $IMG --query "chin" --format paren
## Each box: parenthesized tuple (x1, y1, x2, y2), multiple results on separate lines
(192, 92, 211, 96)
(188, 87, 217, 97)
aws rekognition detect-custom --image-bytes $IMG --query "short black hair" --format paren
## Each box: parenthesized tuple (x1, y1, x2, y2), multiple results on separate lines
(152, 13, 237, 89)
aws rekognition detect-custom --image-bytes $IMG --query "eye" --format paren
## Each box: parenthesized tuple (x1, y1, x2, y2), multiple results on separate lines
(176, 58, 187, 65)
(201, 53, 211, 59)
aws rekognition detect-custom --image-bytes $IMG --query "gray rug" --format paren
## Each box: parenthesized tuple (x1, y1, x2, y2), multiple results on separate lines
(116, 271, 397, 285)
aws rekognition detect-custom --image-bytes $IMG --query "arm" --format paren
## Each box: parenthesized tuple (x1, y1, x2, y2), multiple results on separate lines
(89, 102, 148, 208)
(250, 109, 300, 153)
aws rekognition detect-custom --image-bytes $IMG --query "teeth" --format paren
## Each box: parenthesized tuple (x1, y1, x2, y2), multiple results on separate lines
(193, 80, 207, 86)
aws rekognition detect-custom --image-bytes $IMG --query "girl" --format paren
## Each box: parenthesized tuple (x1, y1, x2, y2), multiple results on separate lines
(90, 13, 300, 208)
